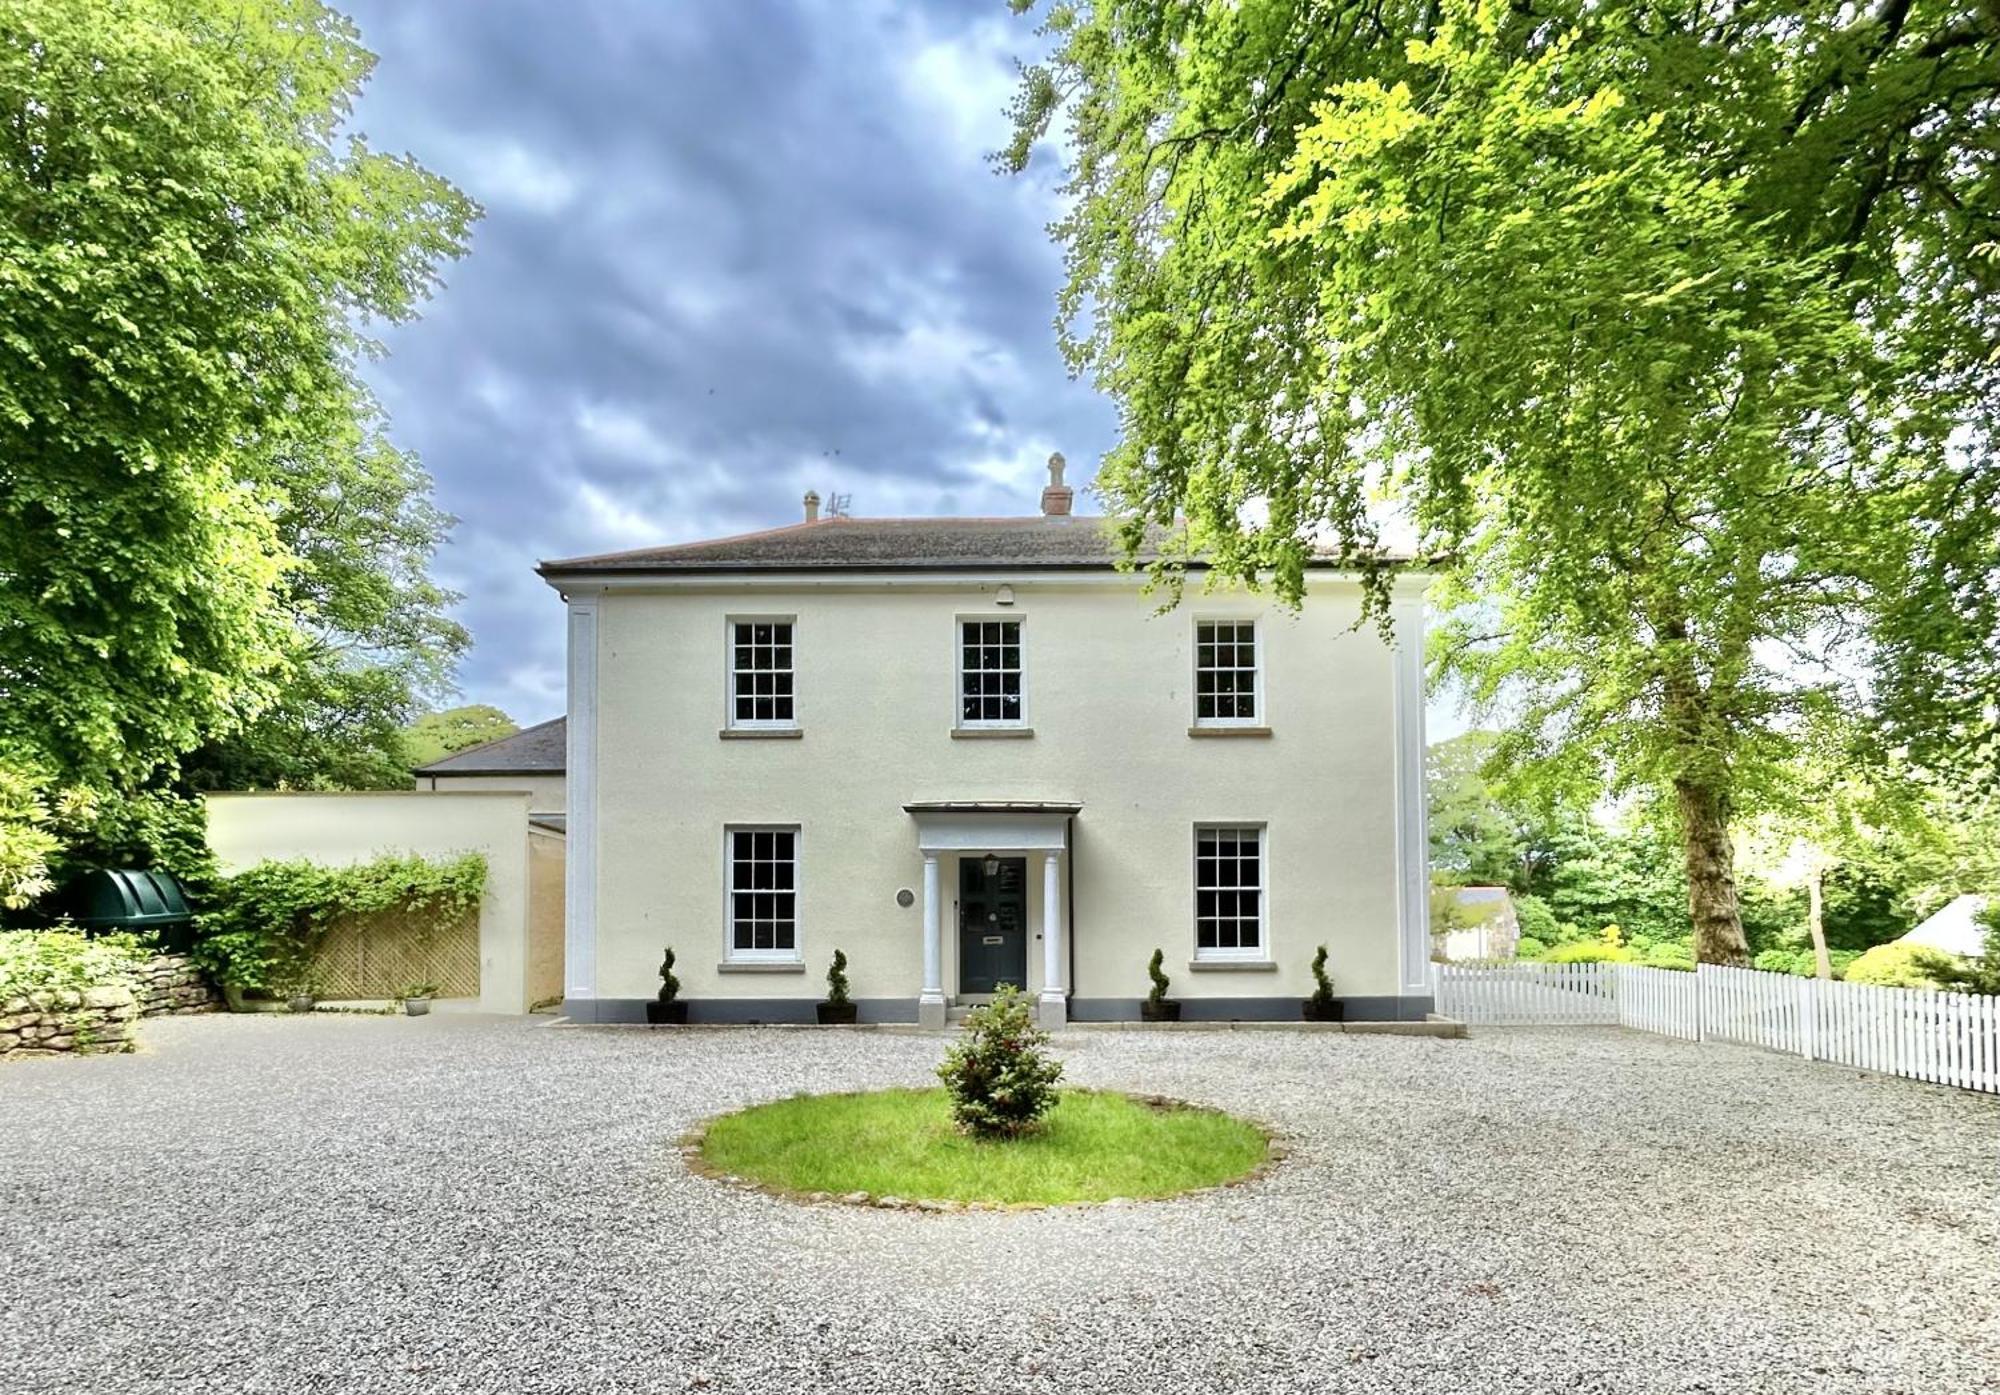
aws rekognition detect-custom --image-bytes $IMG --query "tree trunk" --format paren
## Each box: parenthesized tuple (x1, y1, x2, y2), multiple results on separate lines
(1806, 861, 1833, 980)
(1674, 777, 1752, 966)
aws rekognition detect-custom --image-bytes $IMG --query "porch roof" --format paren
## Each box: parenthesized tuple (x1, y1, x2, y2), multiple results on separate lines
(901, 800, 1082, 816)
(903, 801, 1078, 854)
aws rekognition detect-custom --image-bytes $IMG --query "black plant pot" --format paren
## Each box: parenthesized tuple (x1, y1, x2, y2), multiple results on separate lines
(816, 1002, 858, 1025)
(1301, 999, 1345, 1023)
(645, 1000, 689, 1026)
(1140, 999, 1182, 1023)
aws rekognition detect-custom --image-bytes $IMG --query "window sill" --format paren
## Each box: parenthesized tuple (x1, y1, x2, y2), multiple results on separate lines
(719, 727, 803, 740)
(1188, 725, 1272, 738)
(951, 727, 1035, 740)
(717, 961, 807, 973)
(1187, 958, 1277, 973)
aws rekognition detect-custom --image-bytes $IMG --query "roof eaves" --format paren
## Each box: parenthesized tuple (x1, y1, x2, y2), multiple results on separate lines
(537, 555, 1429, 579)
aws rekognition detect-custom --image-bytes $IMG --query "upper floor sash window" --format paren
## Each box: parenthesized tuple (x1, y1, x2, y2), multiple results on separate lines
(958, 618, 1024, 726)
(730, 619, 796, 727)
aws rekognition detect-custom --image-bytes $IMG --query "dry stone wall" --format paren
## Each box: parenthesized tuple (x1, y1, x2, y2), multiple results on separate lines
(1, 954, 218, 1059)
(133, 954, 220, 1017)
(0, 984, 140, 1057)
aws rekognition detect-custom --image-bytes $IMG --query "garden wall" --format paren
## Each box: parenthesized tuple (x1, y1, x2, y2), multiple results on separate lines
(204, 791, 534, 1014)
(0, 952, 216, 1059)
(133, 954, 221, 1016)
(1, 984, 139, 1057)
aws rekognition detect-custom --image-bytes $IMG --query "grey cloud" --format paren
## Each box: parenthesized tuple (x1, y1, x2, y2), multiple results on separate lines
(342, 0, 1115, 721)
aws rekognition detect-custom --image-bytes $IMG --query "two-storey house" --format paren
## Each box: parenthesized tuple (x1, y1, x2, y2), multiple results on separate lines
(538, 457, 1433, 1025)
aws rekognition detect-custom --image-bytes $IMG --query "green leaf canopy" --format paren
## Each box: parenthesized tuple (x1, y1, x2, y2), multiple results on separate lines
(0, 0, 476, 790)
(1008, 0, 1999, 960)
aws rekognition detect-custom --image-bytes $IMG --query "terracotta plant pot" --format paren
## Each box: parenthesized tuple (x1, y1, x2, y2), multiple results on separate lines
(1140, 999, 1182, 1023)
(645, 1000, 689, 1026)
(816, 1002, 858, 1025)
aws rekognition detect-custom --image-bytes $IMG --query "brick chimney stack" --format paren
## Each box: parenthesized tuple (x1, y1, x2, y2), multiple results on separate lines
(803, 490, 821, 523)
(1040, 452, 1073, 517)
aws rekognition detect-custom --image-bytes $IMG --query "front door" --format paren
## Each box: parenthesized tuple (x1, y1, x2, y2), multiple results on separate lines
(958, 856, 1028, 995)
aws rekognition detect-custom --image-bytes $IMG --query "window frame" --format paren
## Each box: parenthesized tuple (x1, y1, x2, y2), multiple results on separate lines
(1191, 616, 1264, 728)
(953, 613, 1029, 730)
(721, 824, 803, 963)
(1191, 822, 1269, 962)
(724, 614, 799, 731)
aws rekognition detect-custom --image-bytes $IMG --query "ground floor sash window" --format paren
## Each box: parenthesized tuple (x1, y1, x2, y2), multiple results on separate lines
(727, 826, 798, 959)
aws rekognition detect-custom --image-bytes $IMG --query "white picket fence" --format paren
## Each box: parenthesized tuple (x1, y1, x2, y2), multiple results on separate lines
(1433, 961, 2000, 1093)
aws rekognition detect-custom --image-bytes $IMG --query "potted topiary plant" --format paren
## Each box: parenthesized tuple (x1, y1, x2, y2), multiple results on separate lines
(645, 947, 687, 1026)
(1140, 948, 1180, 1022)
(402, 981, 439, 1016)
(1302, 945, 1343, 1021)
(283, 969, 319, 1015)
(817, 948, 857, 1025)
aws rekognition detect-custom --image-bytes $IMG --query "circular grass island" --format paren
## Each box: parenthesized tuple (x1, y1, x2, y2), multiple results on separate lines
(692, 1087, 1271, 1207)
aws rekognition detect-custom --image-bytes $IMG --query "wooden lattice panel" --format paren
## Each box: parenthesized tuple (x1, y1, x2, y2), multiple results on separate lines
(310, 905, 479, 1000)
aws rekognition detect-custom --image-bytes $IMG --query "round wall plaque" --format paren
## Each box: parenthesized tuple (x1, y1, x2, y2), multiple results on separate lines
(895, 887, 915, 908)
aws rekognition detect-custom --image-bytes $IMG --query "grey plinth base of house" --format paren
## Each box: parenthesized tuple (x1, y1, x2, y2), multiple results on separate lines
(559, 995, 1436, 1027)
(566, 998, 920, 1025)
(1067, 995, 1436, 1023)
(1062, 1017, 1465, 1037)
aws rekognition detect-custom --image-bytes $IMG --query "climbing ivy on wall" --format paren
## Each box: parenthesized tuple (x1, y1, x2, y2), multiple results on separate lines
(194, 852, 486, 992)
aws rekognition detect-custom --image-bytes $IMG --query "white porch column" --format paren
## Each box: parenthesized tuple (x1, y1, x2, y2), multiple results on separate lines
(919, 852, 946, 1028)
(1038, 849, 1066, 1027)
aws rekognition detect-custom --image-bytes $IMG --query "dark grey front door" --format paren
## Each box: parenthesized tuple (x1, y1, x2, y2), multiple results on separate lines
(958, 856, 1028, 994)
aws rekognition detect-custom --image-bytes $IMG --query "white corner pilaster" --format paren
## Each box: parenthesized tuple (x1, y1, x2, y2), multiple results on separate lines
(1391, 582, 1432, 1003)
(919, 852, 946, 1028)
(564, 592, 601, 1020)
(1038, 849, 1066, 1027)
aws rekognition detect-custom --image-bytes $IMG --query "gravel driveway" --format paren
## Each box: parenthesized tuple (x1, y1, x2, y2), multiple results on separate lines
(4, 1015, 1995, 1395)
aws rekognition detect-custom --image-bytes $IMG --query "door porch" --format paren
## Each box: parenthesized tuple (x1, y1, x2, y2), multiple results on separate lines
(905, 801, 1078, 1029)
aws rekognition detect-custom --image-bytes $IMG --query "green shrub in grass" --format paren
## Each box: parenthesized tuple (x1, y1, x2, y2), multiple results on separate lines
(935, 983, 1063, 1138)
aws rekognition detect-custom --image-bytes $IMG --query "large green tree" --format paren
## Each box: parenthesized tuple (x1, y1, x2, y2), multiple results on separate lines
(402, 705, 519, 771)
(1007, 0, 2000, 963)
(1427, 730, 1561, 890)
(0, 0, 474, 801)
(1733, 713, 1940, 976)
(181, 415, 470, 792)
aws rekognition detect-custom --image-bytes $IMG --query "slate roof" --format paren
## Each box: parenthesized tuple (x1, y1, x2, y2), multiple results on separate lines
(412, 716, 566, 776)
(539, 515, 1411, 576)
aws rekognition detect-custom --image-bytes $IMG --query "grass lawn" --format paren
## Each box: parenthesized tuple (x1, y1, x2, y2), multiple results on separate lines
(695, 1087, 1270, 1204)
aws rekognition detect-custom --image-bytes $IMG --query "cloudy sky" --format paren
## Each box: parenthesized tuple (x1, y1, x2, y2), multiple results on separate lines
(340, 0, 1117, 723)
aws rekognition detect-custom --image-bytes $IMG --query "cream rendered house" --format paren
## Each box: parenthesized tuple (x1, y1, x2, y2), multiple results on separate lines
(539, 459, 1433, 1026)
